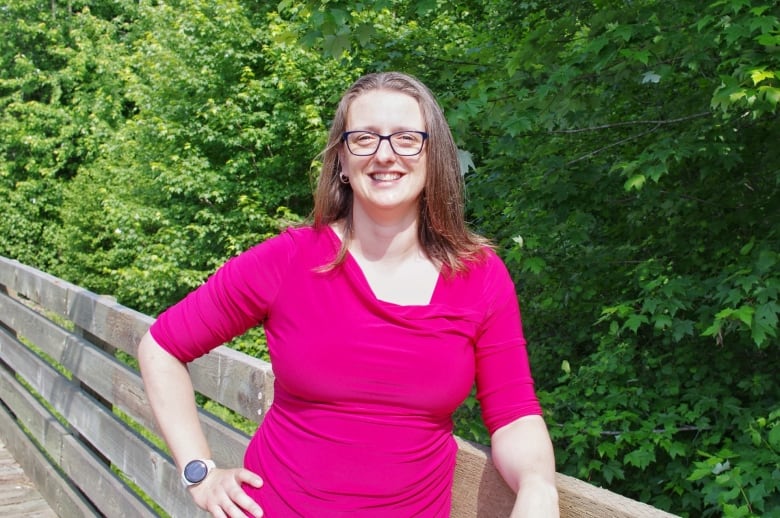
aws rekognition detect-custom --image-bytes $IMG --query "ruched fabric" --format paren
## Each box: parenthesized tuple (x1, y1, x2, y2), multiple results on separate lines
(151, 226, 541, 516)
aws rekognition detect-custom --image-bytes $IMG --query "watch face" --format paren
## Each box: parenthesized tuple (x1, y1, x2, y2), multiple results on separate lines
(184, 460, 209, 483)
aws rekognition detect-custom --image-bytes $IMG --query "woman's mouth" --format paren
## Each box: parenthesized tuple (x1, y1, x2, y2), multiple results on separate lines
(369, 172, 403, 182)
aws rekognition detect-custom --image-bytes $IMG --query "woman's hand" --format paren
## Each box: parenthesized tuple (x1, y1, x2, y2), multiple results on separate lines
(189, 467, 264, 518)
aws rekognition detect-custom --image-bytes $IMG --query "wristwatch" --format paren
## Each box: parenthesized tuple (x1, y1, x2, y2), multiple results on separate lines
(181, 459, 216, 488)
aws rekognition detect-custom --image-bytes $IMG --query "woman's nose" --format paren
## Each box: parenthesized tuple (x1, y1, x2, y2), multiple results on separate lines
(374, 138, 397, 161)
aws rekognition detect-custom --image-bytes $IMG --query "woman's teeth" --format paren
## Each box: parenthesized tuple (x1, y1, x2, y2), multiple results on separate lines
(370, 172, 402, 181)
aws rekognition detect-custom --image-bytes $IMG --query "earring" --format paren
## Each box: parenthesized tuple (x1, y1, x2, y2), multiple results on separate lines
(339, 172, 350, 184)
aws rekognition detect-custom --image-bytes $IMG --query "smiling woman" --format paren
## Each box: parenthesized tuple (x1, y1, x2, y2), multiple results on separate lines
(313, 72, 490, 274)
(138, 71, 559, 517)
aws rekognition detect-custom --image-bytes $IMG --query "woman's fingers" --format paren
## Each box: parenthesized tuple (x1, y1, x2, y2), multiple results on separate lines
(190, 468, 264, 518)
(236, 468, 264, 489)
(227, 473, 264, 517)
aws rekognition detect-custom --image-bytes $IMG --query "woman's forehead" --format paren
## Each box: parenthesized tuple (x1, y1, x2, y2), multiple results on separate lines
(346, 90, 424, 130)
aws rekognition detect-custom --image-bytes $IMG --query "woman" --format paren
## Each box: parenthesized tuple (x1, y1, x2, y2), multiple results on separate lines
(139, 71, 559, 517)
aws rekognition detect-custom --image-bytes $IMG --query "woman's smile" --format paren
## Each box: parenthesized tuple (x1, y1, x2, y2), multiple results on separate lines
(369, 171, 404, 182)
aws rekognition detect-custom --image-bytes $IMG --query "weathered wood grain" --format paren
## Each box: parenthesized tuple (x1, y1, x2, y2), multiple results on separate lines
(451, 438, 679, 517)
(0, 291, 251, 464)
(0, 257, 274, 424)
(0, 436, 59, 518)
(0, 381, 96, 518)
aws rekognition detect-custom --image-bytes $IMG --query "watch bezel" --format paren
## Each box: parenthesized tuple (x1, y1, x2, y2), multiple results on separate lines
(182, 459, 214, 487)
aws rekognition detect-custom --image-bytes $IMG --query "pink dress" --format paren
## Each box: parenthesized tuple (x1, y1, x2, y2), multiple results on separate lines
(151, 226, 541, 516)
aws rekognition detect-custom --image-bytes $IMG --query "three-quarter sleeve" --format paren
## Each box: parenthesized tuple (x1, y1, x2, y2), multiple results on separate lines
(474, 255, 542, 435)
(149, 230, 295, 363)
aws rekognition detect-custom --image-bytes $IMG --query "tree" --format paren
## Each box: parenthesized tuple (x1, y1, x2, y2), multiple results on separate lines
(52, 1, 354, 313)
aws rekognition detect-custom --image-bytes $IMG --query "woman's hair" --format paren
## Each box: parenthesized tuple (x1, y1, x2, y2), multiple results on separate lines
(311, 71, 490, 273)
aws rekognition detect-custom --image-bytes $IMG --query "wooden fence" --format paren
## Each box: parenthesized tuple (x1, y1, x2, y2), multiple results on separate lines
(0, 256, 678, 517)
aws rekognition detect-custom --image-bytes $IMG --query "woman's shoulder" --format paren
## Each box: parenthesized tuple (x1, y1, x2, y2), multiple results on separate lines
(278, 224, 338, 250)
(244, 224, 329, 250)
(217, 225, 333, 285)
(459, 246, 507, 277)
(249, 224, 337, 263)
(281, 223, 327, 239)
(440, 246, 509, 291)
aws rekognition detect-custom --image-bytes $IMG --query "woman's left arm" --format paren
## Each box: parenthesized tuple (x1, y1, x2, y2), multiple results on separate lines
(491, 414, 559, 518)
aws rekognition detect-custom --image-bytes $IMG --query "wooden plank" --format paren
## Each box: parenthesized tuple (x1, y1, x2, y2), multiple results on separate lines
(451, 438, 678, 518)
(0, 340, 158, 516)
(0, 434, 59, 518)
(0, 293, 252, 468)
(0, 264, 274, 423)
(451, 437, 514, 517)
(187, 345, 275, 423)
(66, 289, 152, 357)
(555, 473, 679, 518)
(0, 258, 71, 321)
(0, 329, 170, 516)
(0, 257, 151, 357)
(0, 257, 15, 289)
(0, 370, 100, 517)
(0, 326, 245, 517)
(0, 292, 160, 433)
(64, 287, 275, 424)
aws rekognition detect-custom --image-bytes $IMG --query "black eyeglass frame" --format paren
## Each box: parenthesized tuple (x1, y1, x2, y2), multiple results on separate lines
(341, 130, 429, 157)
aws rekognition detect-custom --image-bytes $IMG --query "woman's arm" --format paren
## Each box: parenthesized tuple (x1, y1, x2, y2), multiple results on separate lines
(138, 331, 264, 517)
(138, 331, 210, 468)
(491, 414, 559, 518)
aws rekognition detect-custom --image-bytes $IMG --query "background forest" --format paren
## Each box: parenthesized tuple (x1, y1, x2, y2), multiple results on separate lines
(2, 1, 778, 516)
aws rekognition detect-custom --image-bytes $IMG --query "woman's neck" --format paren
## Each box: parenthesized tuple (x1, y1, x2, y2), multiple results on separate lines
(341, 207, 422, 266)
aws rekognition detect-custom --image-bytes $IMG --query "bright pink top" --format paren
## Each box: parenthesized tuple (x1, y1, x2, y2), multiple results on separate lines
(151, 225, 541, 516)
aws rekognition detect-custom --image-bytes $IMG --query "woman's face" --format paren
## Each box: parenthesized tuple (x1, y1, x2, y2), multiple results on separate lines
(340, 89, 427, 221)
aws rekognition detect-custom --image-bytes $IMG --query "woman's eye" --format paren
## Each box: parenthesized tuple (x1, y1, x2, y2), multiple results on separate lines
(395, 133, 419, 144)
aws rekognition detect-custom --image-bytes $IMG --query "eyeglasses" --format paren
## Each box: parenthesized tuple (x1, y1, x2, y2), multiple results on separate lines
(342, 130, 428, 156)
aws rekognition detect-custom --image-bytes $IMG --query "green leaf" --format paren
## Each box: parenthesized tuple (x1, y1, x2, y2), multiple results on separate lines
(733, 305, 756, 327)
(624, 174, 646, 191)
(750, 68, 775, 85)
(768, 423, 780, 449)
(323, 33, 351, 57)
(653, 314, 673, 331)
(624, 447, 656, 469)
(667, 441, 687, 459)
(758, 86, 780, 109)
(624, 313, 649, 333)
(522, 256, 547, 274)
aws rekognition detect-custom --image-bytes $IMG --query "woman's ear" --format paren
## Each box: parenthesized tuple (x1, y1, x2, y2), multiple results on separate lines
(336, 151, 346, 175)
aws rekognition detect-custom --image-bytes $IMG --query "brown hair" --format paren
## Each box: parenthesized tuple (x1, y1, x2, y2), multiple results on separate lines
(311, 71, 490, 273)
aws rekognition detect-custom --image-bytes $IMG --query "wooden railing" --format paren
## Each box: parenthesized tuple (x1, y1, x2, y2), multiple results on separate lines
(0, 256, 678, 517)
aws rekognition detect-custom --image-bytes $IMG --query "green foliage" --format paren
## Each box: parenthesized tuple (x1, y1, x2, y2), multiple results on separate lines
(687, 409, 780, 517)
(1, 0, 356, 313)
(2, 1, 778, 515)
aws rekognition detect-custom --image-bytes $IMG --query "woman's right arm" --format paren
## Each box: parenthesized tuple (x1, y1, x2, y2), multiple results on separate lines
(138, 331, 264, 518)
